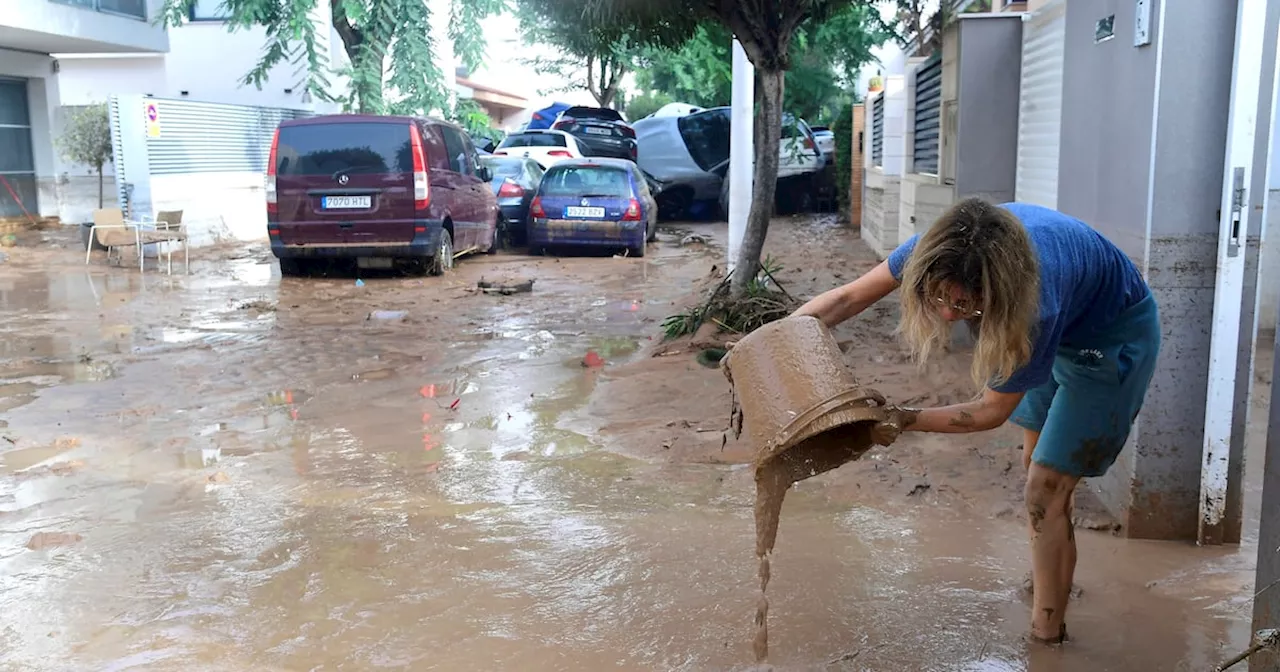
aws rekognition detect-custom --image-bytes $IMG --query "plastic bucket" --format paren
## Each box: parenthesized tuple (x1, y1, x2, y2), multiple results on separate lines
(721, 315, 886, 474)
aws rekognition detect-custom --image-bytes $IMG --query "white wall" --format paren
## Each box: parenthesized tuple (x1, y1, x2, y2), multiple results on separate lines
(0, 0, 168, 54)
(1261, 97, 1280, 333)
(149, 173, 269, 246)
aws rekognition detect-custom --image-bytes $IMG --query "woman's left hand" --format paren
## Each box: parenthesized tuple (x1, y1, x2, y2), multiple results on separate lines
(870, 406, 919, 446)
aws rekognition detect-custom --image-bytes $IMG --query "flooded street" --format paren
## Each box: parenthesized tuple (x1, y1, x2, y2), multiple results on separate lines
(0, 221, 1265, 671)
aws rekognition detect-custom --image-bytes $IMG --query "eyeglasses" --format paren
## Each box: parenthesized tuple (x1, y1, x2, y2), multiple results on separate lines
(932, 295, 983, 317)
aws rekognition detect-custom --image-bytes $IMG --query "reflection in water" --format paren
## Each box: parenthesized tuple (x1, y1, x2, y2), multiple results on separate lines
(0, 243, 1260, 671)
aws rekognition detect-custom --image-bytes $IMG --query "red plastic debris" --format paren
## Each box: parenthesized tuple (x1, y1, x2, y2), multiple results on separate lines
(449, 398, 460, 410)
(420, 384, 437, 398)
(582, 351, 605, 368)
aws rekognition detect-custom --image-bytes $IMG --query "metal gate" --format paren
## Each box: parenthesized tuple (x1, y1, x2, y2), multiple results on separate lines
(0, 78, 37, 218)
(1014, 0, 1067, 209)
(871, 94, 885, 167)
(912, 54, 943, 175)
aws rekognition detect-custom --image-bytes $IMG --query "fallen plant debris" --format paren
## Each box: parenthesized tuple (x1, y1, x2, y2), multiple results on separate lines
(477, 278, 535, 295)
(662, 256, 799, 340)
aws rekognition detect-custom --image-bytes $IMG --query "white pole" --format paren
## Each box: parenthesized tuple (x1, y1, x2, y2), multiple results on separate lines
(1198, 0, 1274, 544)
(728, 39, 754, 273)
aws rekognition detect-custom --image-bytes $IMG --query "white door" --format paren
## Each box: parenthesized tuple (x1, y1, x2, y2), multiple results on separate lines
(1014, 0, 1066, 209)
(1199, 0, 1278, 544)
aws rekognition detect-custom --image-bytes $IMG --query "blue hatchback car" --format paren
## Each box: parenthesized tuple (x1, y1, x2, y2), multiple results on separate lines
(528, 158, 658, 257)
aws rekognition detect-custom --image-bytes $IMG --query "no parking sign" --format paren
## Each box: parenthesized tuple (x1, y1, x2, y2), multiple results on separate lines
(144, 101, 161, 138)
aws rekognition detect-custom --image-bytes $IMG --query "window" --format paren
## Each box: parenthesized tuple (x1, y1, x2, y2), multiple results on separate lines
(677, 109, 731, 171)
(498, 132, 568, 149)
(541, 166, 633, 198)
(441, 126, 472, 175)
(274, 123, 413, 176)
(190, 0, 231, 20)
(50, 0, 146, 20)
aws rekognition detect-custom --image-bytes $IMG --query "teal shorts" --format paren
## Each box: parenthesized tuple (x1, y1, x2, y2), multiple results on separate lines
(1009, 293, 1161, 478)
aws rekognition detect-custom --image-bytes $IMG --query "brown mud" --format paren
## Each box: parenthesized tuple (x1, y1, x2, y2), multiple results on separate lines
(722, 317, 888, 663)
(0, 217, 1265, 670)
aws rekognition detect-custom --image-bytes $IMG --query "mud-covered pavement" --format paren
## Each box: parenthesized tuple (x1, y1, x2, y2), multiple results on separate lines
(0, 219, 1265, 671)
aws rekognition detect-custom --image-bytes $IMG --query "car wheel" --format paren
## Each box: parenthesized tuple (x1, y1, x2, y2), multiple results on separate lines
(429, 229, 455, 276)
(278, 258, 305, 277)
(487, 216, 503, 255)
(646, 217, 658, 243)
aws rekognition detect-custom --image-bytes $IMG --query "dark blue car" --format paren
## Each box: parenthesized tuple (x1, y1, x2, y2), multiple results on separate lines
(528, 158, 658, 257)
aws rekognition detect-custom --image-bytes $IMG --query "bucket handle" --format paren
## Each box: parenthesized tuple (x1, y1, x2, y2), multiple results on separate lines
(763, 387, 887, 454)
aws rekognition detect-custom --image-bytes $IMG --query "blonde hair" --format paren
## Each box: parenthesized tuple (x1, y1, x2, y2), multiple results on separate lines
(897, 198, 1040, 389)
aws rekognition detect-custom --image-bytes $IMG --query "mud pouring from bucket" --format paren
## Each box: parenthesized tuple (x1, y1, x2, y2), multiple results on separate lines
(721, 315, 899, 664)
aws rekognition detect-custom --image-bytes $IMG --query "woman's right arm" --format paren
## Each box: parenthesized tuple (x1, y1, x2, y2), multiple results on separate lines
(792, 260, 900, 329)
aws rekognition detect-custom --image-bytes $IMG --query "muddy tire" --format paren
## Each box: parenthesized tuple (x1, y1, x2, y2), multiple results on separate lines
(628, 241, 646, 258)
(646, 217, 658, 243)
(486, 216, 502, 255)
(278, 258, 305, 277)
(428, 229, 455, 276)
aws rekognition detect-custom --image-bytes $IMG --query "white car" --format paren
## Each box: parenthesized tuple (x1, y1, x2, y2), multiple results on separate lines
(493, 130, 584, 168)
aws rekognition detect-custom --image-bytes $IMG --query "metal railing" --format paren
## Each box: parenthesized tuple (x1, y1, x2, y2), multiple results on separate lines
(49, 0, 146, 21)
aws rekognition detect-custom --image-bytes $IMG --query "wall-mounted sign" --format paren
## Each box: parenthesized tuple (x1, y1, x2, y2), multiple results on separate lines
(1095, 14, 1116, 44)
(144, 101, 161, 138)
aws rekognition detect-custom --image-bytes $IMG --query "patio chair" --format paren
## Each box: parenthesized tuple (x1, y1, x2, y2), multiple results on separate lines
(85, 208, 189, 275)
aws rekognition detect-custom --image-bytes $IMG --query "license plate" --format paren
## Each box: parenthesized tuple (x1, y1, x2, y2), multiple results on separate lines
(356, 257, 393, 269)
(565, 206, 605, 218)
(323, 195, 371, 209)
(584, 127, 612, 136)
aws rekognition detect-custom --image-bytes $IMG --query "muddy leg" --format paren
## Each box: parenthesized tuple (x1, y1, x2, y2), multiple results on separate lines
(1025, 462, 1080, 641)
(1021, 429, 1039, 594)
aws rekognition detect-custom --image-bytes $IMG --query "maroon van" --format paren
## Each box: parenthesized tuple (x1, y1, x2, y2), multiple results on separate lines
(266, 114, 499, 276)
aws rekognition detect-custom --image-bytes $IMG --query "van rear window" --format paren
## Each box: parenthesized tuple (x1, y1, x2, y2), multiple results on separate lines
(275, 123, 414, 176)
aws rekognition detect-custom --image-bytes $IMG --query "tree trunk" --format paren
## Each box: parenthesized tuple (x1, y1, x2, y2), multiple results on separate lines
(730, 68, 785, 299)
(96, 165, 104, 208)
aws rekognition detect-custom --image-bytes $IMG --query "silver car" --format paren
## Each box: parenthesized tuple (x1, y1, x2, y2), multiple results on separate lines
(634, 107, 823, 219)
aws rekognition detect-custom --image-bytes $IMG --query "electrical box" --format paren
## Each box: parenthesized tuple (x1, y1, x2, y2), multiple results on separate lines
(1134, 0, 1152, 47)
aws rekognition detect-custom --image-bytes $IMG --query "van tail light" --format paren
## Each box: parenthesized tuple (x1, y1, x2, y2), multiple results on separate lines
(497, 179, 523, 198)
(803, 136, 816, 151)
(409, 123, 430, 210)
(622, 198, 642, 221)
(265, 128, 279, 214)
(530, 196, 546, 219)
(547, 150, 573, 158)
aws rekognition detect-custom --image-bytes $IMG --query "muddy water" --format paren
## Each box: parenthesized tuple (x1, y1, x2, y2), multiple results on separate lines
(0, 228, 1264, 671)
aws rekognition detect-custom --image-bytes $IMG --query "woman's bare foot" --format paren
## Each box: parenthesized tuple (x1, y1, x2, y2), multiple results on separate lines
(1024, 623, 1069, 646)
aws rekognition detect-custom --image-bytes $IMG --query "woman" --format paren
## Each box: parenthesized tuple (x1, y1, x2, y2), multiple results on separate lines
(794, 197, 1160, 644)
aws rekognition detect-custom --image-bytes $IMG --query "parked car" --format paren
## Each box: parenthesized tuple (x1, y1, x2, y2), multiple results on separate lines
(810, 125, 836, 165)
(479, 155, 544, 247)
(528, 158, 657, 257)
(632, 107, 823, 219)
(551, 106, 638, 162)
(493, 130, 584, 168)
(525, 101, 573, 131)
(266, 114, 499, 277)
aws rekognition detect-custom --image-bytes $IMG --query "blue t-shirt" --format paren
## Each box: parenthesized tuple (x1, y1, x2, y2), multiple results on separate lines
(886, 202, 1150, 394)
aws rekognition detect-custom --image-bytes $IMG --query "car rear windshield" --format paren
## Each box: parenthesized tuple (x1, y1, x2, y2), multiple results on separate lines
(481, 157, 525, 177)
(564, 107, 624, 122)
(499, 132, 568, 148)
(275, 122, 413, 176)
(677, 110, 730, 171)
(541, 165, 633, 198)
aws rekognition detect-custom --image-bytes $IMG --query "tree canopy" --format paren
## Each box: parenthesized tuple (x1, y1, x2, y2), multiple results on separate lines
(632, 6, 886, 125)
(158, 0, 505, 116)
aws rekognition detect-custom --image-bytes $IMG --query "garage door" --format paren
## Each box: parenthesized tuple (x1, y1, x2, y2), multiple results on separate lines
(0, 78, 37, 218)
(1014, 0, 1066, 209)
